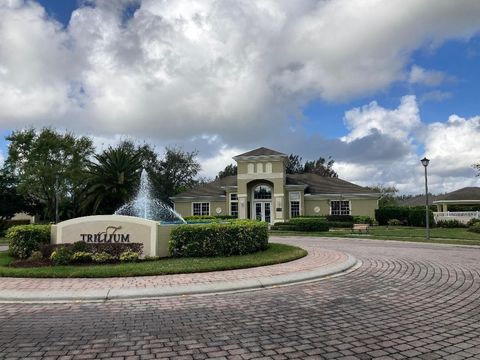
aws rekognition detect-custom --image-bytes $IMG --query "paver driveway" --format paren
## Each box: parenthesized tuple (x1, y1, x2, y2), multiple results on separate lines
(1, 237, 479, 360)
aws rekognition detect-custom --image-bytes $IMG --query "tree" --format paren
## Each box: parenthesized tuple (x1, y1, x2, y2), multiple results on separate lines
(216, 164, 237, 179)
(303, 156, 338, 178)
(151, 147, 201, 204)
(367, 185, 398, 207)
(5, 128, 94, 221)
(286, 153, 338, 177)
(82, 141, 151, 215)
(0, 170, 24, 228)
(286, 154, 304, 174)
(474, 163, 480, 176)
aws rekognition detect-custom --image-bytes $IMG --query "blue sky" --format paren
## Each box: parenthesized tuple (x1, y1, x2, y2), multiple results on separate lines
(1, 0, 480, 193)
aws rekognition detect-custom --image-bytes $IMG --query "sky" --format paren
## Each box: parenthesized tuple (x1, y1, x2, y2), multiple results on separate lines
(0, 0, 480, 194)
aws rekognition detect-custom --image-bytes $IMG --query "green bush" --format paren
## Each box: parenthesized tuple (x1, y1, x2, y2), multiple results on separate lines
(288, 218, 330, 232)
(468, 222, 480, 234)
(119, 250, 140, 262)
(71, 251, 93, 264)
(376, 207, 433, 226)
(50, 247, 73, 265)
(170, 220, 268, 257)
(353, 216, 375, 225)
(29, 250, 43, 260)
(467, 218, 480, 227)
(388, 219, 402, 226)
(436, 220, 467, 228)
(326, 215, 354, 222)
(92, 252, 115, 263)
(327, 221, 354, 229)
(6, 224, 51, 259)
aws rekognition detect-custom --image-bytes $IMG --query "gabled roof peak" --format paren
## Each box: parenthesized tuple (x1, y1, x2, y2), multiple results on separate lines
(234, 147, 287, 158)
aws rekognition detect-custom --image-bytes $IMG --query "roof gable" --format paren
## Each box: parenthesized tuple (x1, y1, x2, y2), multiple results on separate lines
(235, 147, 286, 157)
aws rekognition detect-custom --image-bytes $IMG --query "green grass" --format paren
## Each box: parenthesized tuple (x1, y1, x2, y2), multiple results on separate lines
(0, 237, 7, 245)
(0, 243, 307, 278)
(270, 226, 480, 246)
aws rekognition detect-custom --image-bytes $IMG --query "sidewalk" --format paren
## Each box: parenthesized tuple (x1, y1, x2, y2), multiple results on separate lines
(0, 241, 357, 302)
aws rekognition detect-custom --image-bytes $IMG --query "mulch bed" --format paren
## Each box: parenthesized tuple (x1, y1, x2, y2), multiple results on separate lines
(10, 258, 53, 268)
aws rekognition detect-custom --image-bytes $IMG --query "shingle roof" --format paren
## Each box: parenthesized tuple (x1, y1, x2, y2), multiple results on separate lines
(286, 173, 375, 195)
(234, 147, 287, 157)
(172, 173, 377, 198)
(171, 175, 236, 198)
(435, 187, 480, 201)
(397, 195, 439, 206)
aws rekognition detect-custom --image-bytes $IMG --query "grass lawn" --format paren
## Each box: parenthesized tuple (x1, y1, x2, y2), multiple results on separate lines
(270, 226, 480, 246)
(0, 243, 307, 278)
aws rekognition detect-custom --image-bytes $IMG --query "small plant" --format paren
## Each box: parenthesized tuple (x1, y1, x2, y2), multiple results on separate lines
(50, 247, 73, 265)
(387, 219, 402, 226)
(467, 218, 480, 227)
(468, 222, 480, 234)
(71, 251, 93, 264)
(72, 241, 88, 253)
(29, 251, 43, 261)
(92, 252, 115, 264)
(119, 250, 140, 262)
(436, 220, 466, 228)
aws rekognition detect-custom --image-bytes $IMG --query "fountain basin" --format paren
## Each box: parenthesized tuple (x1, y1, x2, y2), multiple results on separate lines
(51, 215, 180, 257)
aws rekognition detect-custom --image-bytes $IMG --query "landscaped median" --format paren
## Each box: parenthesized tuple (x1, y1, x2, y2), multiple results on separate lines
(0, 220, 308, 278)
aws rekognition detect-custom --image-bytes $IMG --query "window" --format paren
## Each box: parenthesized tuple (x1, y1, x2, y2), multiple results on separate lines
(331, 200, 350, 215)
(230, 193, 238, 218)
(265, 162, 272, 173)
(290, 201, 300, 217)
(289, 192, 300, 217)
(248, 163, 254, 174)
(256, 163, 263, 173)
(193, 202, 210, 216)
(253, 185, 272, 199)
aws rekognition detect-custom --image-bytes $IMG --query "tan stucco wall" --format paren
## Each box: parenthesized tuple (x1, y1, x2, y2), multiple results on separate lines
(303, 198, 378, 218)
(173, 200, 227, 217)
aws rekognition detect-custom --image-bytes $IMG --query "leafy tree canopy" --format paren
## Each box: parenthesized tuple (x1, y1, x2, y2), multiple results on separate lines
(216, 164, 237, 179)
(5, 128, 94, 221)
(286, 154, 338, 178)
(367, 184, 399, 208)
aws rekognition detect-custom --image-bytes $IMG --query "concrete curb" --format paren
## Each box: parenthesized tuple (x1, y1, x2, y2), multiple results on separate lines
(0, 254, 358, 303)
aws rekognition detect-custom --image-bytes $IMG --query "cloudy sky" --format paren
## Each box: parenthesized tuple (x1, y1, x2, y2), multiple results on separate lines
(1, 0, 480, 194)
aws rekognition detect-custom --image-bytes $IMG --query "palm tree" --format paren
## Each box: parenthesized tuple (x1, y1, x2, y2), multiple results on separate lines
(82, 146, 143, 215)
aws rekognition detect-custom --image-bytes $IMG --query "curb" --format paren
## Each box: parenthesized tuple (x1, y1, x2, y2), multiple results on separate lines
(0, 254, 358, 303)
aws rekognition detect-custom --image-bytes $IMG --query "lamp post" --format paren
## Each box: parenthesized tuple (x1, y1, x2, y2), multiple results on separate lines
(421, 157, 430, 239)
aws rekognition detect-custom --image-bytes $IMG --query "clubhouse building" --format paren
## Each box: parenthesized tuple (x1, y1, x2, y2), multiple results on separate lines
(171, 147, 380, 223)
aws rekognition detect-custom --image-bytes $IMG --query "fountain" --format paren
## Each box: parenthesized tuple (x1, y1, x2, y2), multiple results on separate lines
(115, 169, 187, 224)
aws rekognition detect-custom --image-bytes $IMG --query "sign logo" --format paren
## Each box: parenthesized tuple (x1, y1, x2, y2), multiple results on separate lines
(80, 226, 131, 243)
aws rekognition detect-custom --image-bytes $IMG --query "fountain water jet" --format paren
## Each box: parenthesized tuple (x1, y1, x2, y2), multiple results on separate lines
(115, 169, 187, 224)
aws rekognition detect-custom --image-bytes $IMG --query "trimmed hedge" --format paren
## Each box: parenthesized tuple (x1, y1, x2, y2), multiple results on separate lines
(468, 222, 480, 234)
(375, 206, 433, 226)
(436, 220, 467, 228)
(183, 215, 237, 221)
(326, 215, 354, 222)
(169, 220, 268, 257)
(6, 224, 51, 259)
(41, 242, 143, 259)
(271, 218, 330, 232)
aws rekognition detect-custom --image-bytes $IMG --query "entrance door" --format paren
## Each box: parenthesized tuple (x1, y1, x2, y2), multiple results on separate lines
(254, 202, 272, 223)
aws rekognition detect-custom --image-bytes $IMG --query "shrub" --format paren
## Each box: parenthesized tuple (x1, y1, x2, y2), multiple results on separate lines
(467, 218, 480, 227)
(71, 251, 93, 264)
(288, 218, 330, 232)
(72, 241, 89, 253)
(325, 215, 354, 222)
(436, 220, 467, 228)
(387, 219, 402, 226)
(29, 250, 43, 260)
(376, 207, 433, 226)
(327, 221, 354, 229)
(170, 220, 268, 257)
(468, 222, 480, 234)
(92, 252, 115, 263)
(50, 246, 73, 265)
(85, 243, 143, 258)
(6, 224, 51, 259)
(119, 250, 140, 262)
(353, 216, 375, 225)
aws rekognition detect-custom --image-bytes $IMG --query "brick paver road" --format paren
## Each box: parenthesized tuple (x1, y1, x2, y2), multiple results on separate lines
(1, 237, 479, 360)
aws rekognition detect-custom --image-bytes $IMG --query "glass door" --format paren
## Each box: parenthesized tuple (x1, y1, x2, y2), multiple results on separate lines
(254, 202, 272, 223)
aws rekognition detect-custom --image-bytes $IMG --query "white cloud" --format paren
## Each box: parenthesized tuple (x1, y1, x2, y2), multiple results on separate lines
(408, 65, 447, 87)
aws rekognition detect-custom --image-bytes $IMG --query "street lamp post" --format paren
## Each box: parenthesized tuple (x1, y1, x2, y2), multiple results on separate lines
(421, 157, 430, 240)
